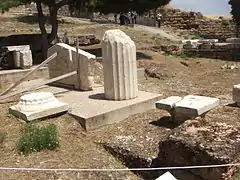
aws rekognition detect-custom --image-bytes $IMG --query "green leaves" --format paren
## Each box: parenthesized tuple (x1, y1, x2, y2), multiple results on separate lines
(17, 123, 60, 155)
(229, 0, 240, 26)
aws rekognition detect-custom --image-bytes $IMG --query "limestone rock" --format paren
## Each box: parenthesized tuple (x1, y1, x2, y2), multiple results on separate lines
(158, 120, 240, 180)
(102, 29, 138, 100)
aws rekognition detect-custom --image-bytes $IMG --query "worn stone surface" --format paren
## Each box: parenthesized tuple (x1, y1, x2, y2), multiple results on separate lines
(48, 43, 96, 91)
(158, 120, 240, 180)
(102, 29, 138, 100)
(6, 45, 30, 52)
(77, 34, 101, 46)
(156, 96, 182, 111)
(156, 172, 177, 180)
(174, 95, 220, 117)
(233, 84, 240, 104)
(0, 66, 49, 88)
(9, 92, 69, 121)
(20, 50, 33, 68)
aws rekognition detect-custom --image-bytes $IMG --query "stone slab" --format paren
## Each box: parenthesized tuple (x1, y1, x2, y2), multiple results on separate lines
(43, 86, 162, 130)
(233, 84, 240, 103)
(156, 172, 177, 180)
(6, 45, 30, 52)
(156, 96, 182, 111)
(9, 92, 69, 121)
(174, 95, 220, 117)
(0, 66, 49, 88)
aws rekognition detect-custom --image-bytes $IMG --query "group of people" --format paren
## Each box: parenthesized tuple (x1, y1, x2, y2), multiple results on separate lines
(114, 12, 163, 28)
(114, 11, 137, 26)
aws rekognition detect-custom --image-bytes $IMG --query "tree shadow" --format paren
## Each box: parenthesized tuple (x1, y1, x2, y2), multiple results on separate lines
(136, 51, 153, 60)
(17, 14, 50, 25)
(149, 116, 180, 129)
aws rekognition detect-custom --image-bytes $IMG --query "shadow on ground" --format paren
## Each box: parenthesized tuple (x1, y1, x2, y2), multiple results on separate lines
(149, 116, 180, 129)
(137, 51, 153, 60)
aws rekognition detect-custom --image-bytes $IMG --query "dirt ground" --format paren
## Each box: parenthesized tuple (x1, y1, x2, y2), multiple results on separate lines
(0, 8, 240, 180)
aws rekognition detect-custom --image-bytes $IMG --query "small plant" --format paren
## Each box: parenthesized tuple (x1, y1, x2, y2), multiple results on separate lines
(0, 132, 6, 146)
(17, 124, 59, 155)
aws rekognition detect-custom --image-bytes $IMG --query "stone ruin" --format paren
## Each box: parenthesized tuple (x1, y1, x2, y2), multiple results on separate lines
(102, 29, 138, 100)
(0, 45, 33, 69)
(159, 6, 235, 39)
(182, 38, 240, 61)
(9, 30, 161, 127)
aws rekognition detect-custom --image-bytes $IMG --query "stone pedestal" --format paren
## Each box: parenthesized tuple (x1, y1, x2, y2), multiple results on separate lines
(233, 84, 240, 106)
(9, 92, 69, 121)
(102, 29, 138, 101)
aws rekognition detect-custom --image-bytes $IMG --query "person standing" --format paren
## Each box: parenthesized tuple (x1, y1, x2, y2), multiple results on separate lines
(156, 13, 162, 28)
(114, 14, 118, 23)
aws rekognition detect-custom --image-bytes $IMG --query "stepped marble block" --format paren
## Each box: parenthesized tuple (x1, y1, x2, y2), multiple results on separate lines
(9, 92, 69, 121)
(102, 29, 138, 100)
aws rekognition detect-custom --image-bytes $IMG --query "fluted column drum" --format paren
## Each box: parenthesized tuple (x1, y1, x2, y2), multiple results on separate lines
(102, 29, 138, 100)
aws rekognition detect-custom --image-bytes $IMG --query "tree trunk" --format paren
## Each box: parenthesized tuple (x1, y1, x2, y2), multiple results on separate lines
(236, 25, 239, 38)
(36, 2, 48, 60)
(48, 7, 58, 44)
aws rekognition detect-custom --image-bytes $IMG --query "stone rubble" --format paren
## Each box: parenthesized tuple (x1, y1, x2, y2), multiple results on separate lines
(158, 120, 240, 180)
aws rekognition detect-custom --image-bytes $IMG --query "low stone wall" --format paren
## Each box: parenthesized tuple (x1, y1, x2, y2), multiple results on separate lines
(159, 7, 235, 38)
(183, 40, 240, 61)
(0, 67, 48, 88)
(136, 16, 156, 27)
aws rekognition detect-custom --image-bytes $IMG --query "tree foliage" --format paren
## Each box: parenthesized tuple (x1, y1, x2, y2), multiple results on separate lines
(229, 0, 240, 37)
(229, 0, 240, 25)
(93, 0, 171, 14)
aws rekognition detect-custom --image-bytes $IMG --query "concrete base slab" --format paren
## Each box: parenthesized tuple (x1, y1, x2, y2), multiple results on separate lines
(156, 172, 177, 180)
(9, 92, 69, 121)
(175, 95, 220, 117)
(52, 87, 162, 130)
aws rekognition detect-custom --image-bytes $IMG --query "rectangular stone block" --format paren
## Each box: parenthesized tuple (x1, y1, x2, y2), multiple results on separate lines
(233, 84, 240, 104)
(6, 45, 30, 52)
(174, 95, 220, 117)
(156, 96, 182, 111)
(48, 43, 96, 90)
(20, 50, 33, 68)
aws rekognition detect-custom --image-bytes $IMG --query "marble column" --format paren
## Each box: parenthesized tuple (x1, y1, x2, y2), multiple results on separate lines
(102, 29, 138, 100)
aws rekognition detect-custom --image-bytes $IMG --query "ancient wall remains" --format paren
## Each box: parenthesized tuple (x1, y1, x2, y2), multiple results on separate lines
(159, 7, 236, 38)
(182, 39, 240, 61)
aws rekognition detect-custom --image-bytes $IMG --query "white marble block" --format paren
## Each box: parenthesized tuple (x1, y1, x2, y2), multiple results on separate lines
(175, 95, 220, 117)
(155, 172, 177, 180)
(48, 43, 96, 91)
(233, 84, 240, 106)
(156, 96, 182, 111)
(6, 45, 30, 52)
(102, 29, 138, 100)
(20, 50, 33, 68)
(9, 92, 69, 121)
